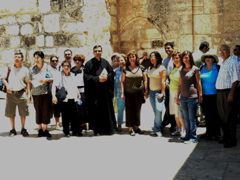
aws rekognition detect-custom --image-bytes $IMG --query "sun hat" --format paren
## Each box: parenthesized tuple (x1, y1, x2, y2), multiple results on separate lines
(201, 54, 219, 63)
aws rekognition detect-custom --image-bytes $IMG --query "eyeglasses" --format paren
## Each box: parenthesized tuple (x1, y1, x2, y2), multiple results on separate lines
(64, 53, 71, 56)
(51, 60, 58, 63)
(73, 59, 83, 62)
(62, 65, 70, 68)
(218, 50, 228, 53)
(94, 50, 102, 53)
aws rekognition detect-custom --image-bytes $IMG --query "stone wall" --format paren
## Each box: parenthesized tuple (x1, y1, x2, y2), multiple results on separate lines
(1, 0, 240, 66)
(117, 0, 240, 57)
(0, 0, 116, 67)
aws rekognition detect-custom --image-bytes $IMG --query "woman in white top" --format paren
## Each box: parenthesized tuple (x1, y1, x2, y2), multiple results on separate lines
(147, 51, 166, 137)
(52, 60, 80, 137)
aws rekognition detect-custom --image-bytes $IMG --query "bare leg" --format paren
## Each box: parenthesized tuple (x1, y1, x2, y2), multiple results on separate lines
(20, 116, 26, 129)
(9, 117, 15, 129)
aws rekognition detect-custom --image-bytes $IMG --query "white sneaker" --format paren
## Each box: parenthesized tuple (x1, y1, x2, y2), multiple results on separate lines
(156, 132, 163, 137)
(56, 124, 63, 131)
(181, 130, 186, 138)
(171, 129, 181, 136)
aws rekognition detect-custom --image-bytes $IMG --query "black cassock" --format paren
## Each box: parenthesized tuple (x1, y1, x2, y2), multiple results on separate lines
(84, 57, 116, 135)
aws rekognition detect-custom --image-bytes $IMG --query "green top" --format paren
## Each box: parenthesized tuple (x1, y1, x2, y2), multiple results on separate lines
(169, 66, 182, 92)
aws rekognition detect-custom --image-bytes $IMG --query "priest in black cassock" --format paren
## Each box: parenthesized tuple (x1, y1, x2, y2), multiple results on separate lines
(84, 45, 116, 135)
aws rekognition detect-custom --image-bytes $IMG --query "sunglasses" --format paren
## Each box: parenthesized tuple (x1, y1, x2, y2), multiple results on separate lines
(150, 56, 156, 59)
(51, 60, 58, 63)
(62, 65, 70, 68)
(205, 56, 213, 58)
(73, 59, 83, 62)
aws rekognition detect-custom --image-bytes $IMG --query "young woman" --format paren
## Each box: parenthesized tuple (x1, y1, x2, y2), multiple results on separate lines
(52, 60, 81, 137)
(169, 52, 185, 137)
(176, 50, 202, 143)
(114, 54, 126, 132)
(121, 52, 148, 136)
(146, 51, 166, 137)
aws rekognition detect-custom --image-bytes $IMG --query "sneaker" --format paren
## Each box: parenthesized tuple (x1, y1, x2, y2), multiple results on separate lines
(65, 134, 71, 138)
(171, 129, 181, 136)
(184, 139, 198, 144)
(56, 124, 63, 131)
(9, 129, 17, 137)
(129, 130, 135, 136)
(44, 130, 52, 140)
(21, 128, 29, 137)
(181, 130, 186, 138)
(156, 132, 163, 137)
(180, 136, 189, 141)
(38, 129, 44, 137)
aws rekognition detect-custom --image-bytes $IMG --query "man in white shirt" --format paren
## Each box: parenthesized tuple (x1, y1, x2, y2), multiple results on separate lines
(2, 52, 30, 137)
(216, 45, 239, 148)
(192, 41, 210, 67)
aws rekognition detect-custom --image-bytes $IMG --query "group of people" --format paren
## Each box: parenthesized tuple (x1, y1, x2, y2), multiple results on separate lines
(1, 42, 239, 148)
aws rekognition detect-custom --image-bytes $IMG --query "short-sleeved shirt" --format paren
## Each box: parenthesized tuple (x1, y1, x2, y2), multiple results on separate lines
(216, 56, 238, 90)
(162, 57, 174, 76)
(180, 66, 199, 98)
(169, 66, 182, 93)
(53, 72, 79, 102)
(114, 67, 122, 97)
(3, 65, 29, 91)
(200, 64, 219, 95)
(29, 63, 52, 95)
(147, 65, 166, 91)
(71, 66, 85, 93)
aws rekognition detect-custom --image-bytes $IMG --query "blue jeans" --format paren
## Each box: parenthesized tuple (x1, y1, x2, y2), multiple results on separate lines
(116, 96, 125, 125)
(149, 90, 165, 133)
(180, 97, 198, 140)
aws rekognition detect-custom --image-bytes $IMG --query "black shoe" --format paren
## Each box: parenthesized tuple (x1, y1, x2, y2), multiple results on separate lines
(38, 129, 44, 137)
(129, 130, 135, 136)
(44, 130, 52, 140)
(134, 128, 144, 134)
(180, 136, 189, 141)
(21, 128, 29, 137)
(224, 141, 237, 148)
(9, 129, 17, 137)
(72, 132, 83, 137)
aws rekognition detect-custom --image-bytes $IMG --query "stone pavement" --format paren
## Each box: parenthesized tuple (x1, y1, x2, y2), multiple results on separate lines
(0, 97, 239, 180)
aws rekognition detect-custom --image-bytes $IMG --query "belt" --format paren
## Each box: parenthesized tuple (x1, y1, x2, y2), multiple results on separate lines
(12, 89, 25, 94)
(77, 86, 84, 89)
(217, 88, 231, 91)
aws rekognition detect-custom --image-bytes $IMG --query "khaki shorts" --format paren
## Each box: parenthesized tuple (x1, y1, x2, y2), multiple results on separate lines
(5, 91, 29, 118)
(169, 92, 183, 118)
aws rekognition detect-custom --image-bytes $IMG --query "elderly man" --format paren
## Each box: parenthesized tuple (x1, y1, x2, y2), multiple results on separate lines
(2, 52, 30, 137)
(216, 45, 239, 148)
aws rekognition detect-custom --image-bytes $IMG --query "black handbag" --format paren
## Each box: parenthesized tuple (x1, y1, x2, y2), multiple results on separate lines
(55, 73, 67, 102)
(0, 66, 11, 93)
(56, 86, 67, 102)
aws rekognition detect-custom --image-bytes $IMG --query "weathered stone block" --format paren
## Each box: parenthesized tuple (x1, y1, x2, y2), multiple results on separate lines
(108, 0, 118, 4)
(64, 0, 79, 8)
(0, 18, 7, 25)
(21, 24, 33, 35)
(1, 49, 15, 64)
(62, 22, 85, 32)
(40, 48, 57, 57)
(23, 36, 36, 48)
(0, 25, 6, 35)
(31, 15, 42, 22)
(46, 36, 54, 47)
(6, 24, 19, 35)
(60, 11, 71, 22)
(54, 34, 67, 46)
(10, 37, 21, 48)
(7, 16, 17, 24)
(36, 35, 44, 47)
(1, 37, 11, 48)
(146, 29, 161, 39)
(39, 0, 51, 13)
(71, 8, 83, 21)
(44, 14, 60, 33)
(38, 23, 43, 33)
(68, 34, 86, 46)
(194, 15, 211, 34)
(17, 15, 31, 23)
(109, 5, 117, 16)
